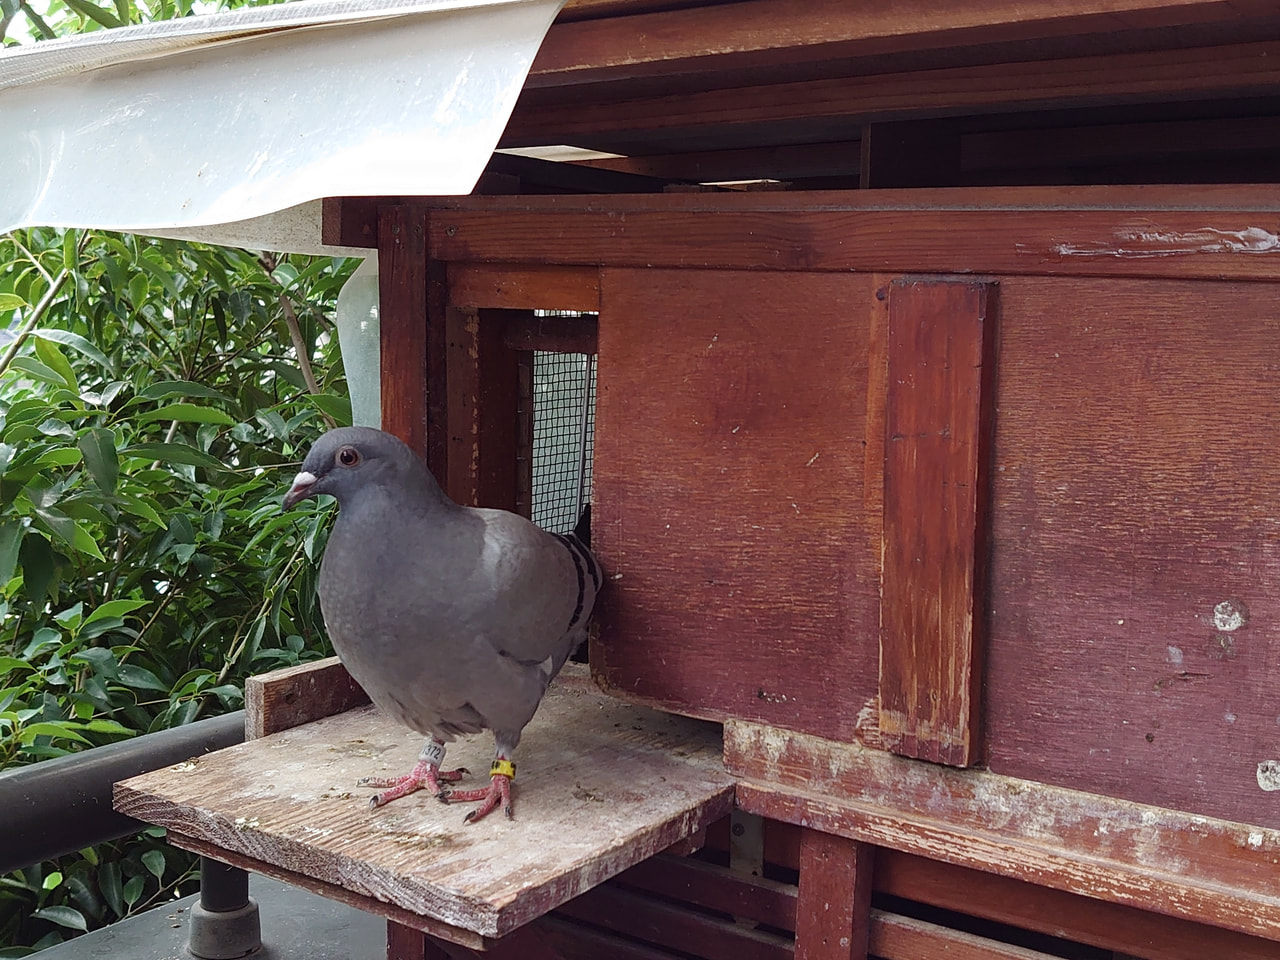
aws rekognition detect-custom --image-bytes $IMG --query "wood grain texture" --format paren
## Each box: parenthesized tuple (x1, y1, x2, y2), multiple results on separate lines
(795, 830, 874, 960)
(879, 279, 995, 767)
(244, 658, 370, 740)
(591, 268, 883, 742)
(446, 264, 600, 313)
(982, 275, 1280, 828)
(378, 204, 431, 459)
(617, 853, 798, 931)
(115, 666, 734, 941)
(869, 911, 1057, 960)
(427, 198, 1280, 282)
(726, 720, 1280, 940)
(499, 311, 599, 355)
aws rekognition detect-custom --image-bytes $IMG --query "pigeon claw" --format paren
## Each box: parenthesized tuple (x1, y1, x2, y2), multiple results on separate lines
(452, 773, 513, 824)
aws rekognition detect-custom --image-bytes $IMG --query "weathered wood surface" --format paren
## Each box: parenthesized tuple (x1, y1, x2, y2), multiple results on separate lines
(245, 657, 369, 740)
(795, 830, 874, 960)
(727, 720, 1280, 940)
(115, 666, 734, 940)
(427, 196, 1280, 282)
(879, 279, 994, 767)
(446, 264, 600, 314)
(592, 268, 883, 742)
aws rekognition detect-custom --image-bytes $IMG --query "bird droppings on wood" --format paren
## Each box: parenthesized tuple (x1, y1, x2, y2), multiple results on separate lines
(1257, 761, 1280, 792)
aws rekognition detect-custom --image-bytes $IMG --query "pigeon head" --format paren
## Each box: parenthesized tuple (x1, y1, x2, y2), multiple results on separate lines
(283, 426, 437, 509)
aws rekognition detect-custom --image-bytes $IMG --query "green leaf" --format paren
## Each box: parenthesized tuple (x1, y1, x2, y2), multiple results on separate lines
(122, 875, 145, 908)
(32, 905, 87, 932)
(307, 394, 352, 426)
(123, 442, 224, 469)
(136, 404, 235, 427)
(19, 721, 90, 745)
(134, 381, 231, 404)
(7, 357, 69, 387)
(0, 656, 34, 675)
(33, 328, 113, 371)
(81, 718, 136, 737)
(0, 292, 26, 312)
(71, 522, 106, 562)
(42, 871, 63, 891)
(141, 849, 166, 880)
(83, 599, 149, 626)
(100, 862, 124, 916)
(116, 664, 168, 692)
(0, 520, 24, 585)
(19, 533, 58, 600)
(33, 338, 77, 390)
(78, 427, 119, 494)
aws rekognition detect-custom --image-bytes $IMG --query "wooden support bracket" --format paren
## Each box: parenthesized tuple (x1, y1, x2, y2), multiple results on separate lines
(796, 830, 875, 960)
(879, 277, 997, 767)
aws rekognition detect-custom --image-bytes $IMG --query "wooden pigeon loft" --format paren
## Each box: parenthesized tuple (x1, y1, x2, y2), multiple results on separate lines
(119, 2, 1280, 959)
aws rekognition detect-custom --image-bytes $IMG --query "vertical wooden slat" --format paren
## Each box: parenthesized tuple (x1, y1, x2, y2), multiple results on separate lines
(515, 349, 534, 519)
(444, 308, 522, 509)
(795, 830, 875, 960)
(386, 922, 453, 960)
(879, 278, 997, 767)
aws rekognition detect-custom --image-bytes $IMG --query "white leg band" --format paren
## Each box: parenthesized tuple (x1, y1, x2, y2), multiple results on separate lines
(418, 739, 447, 766)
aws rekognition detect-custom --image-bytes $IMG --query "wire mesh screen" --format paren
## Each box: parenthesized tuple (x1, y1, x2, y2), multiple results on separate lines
(531, 348, 596, 535)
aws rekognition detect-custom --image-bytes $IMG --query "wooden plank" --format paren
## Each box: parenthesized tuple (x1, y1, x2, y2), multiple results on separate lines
(869, 910, 1057, 960)
(507, 40, 1280, 147)
(591, 268, 883, 742)
(244, 658, 370, 740)
(387, 922, 452, 960)
(861, 120, 963, 189)
(500, 311, 599, 355)
(115, 666, 734, 941)
(878, 851, 1280, 960)
(981, 276, 1280, 828)
(879, 279, 995, 767)
(536, 914, 686, 960)
(554, 883, 794, 960)
(447, 264, 600, 313)
(616, 853, 798, 931)
(726, 720, 1280, 940)
(426, 201, 1280, 282)
(535, 0, 1279, 88)
(795, 831, 874, 960)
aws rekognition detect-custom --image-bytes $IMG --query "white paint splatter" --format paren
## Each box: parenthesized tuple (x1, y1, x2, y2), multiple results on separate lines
(1257, 760, 1280, 792)
(1248, 831, 1265, 849)
(1213, 599, 1247, 632)
(1044, 224, 1280, 259)
(1165, 646, 1183, 665)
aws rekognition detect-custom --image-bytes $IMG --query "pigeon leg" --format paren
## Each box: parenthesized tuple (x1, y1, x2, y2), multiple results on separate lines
(443, 756, 515, 823)
(359, 738, 468, 809)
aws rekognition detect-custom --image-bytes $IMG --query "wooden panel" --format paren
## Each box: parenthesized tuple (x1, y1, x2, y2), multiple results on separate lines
(592, 268, 883, 742)
(983, 276, 1280, 827)
(726, 720, 1280, 940)
(500, 311, 599, 355)
(869, 912, 1056, 960)
(244, 657, 369, 740)
(879, 279, 995, 766)
(446, 263, 600, 313)
(445, 308, 521, 510)
(617, 853, 798, 931)
(427, 198, 1280, 282)
(116, 666, 734, 941)
(795, 831, 874, 960)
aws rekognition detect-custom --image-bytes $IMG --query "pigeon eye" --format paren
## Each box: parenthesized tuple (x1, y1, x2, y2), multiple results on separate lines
(337, 447, 361, 467)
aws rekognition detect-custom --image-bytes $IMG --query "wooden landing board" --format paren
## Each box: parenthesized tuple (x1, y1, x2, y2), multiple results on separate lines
(114, 667, 734, 942)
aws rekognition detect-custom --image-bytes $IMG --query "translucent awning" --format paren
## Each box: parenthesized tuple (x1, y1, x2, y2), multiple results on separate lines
(0, 0, 564, 251)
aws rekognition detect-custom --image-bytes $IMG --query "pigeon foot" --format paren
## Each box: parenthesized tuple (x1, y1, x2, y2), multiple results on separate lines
(360, 759, 468, 809)
(445, 758, 515, 822)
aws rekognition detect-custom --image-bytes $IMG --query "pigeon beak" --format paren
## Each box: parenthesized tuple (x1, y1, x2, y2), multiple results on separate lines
(283, 470, 319, 509)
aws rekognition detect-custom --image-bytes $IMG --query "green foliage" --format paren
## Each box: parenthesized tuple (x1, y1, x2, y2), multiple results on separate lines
(0, 227, 354, 951)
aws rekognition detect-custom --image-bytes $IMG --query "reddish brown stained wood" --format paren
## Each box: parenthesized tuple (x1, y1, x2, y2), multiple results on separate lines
(535, 0, 1278, 87)
(508, 40, 1280, 146)
(869, 911, 1056, 960)
(617, 853, 798, 931)
(726, 721, 1280, 940)
(555, 883, 794, 960)
(428, 203, 1280, 282)
(446, 263, 601, 313)
(500, 311, 599, 355)
(535, 914, 688, 960)
(795, 830, 874, 960)
(387, 922, 452, 960)
(879, 851, 1280, 960)
(982, 276, 1280, 828)
(591, 268, 882, 742)
(879, 279, 995, 767)
(378, 204, 433, 463)
(244, 658, 369, 740)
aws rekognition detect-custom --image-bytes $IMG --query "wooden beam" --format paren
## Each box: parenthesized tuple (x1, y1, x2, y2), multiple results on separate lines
(795, 831, 875, 960)
(879, 279, 996, 767)
(726, 719, 1280, 940)
(537, 0, 1280, 87)
(507, 41, 1280, 147)
(447, 263, 601, 313)
(244, 658, 369, 740)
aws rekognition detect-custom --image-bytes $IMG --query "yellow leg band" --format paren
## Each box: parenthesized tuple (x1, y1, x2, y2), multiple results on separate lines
(490, 758, 516, 780)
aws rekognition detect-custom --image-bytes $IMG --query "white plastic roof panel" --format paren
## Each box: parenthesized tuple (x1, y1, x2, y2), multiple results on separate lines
(0, 0, 564, 244)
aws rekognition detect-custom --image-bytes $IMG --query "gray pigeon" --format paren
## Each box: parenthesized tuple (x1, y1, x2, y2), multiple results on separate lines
(283, 426, 601, 822)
